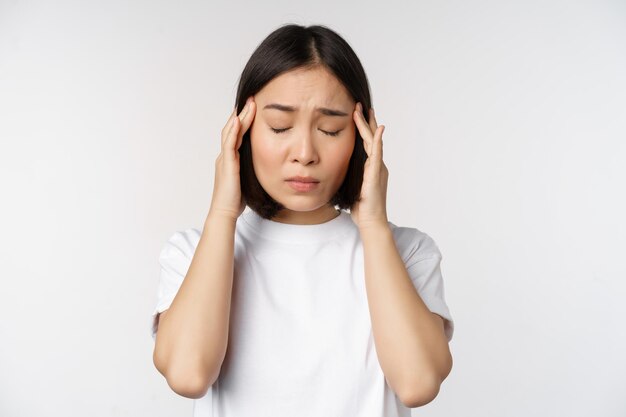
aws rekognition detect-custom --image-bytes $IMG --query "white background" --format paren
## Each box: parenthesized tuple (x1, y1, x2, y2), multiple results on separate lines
(1, 0, 625, 416)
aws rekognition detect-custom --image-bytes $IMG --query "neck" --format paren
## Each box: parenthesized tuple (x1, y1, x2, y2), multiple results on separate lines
(271, 205, 340, 225)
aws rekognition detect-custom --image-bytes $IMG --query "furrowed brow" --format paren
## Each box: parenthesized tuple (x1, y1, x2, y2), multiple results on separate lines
(263, 103, 348, 117)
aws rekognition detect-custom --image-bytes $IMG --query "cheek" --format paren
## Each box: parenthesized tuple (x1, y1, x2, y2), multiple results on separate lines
(249, 126, 278, 172)
(338, 131, 356, 163)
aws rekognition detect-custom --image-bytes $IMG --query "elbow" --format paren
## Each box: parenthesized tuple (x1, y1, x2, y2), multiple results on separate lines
(398, 374, 442, 408)
(153, 349, 216, 399)
(398, 356, 453, 409)
(166, 370, 212, 399)
(153, 345, 168, 378)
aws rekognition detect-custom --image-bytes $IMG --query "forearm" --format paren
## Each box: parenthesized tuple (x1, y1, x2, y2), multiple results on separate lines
(359, 223, 452, 405)
(154, 214, 236, 392)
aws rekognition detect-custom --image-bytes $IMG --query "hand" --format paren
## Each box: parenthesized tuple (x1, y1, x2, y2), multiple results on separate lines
(351, 102, 389, 230)
(208, 96, 256, 222)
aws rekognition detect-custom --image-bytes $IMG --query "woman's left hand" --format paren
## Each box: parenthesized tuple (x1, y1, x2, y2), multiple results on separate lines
(350, 102, 389, 230)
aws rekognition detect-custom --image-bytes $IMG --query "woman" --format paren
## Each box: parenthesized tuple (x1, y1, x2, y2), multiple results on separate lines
(151, 23, 454, 416)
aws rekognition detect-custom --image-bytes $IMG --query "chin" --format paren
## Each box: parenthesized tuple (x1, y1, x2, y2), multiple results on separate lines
(268, 193, 329, 212)
(279, 200, 328, 212)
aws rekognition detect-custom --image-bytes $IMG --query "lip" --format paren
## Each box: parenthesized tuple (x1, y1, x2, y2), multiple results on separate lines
(285, 176, 320, 192)
(286, 180, 319, 192)
(286, 176, 320, 183)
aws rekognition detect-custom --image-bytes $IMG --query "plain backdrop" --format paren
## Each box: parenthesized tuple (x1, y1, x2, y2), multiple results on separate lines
(1, 0, 625, 416)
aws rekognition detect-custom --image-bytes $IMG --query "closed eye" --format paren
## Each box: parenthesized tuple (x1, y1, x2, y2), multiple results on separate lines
(320, 129, 342, 137)
(270, 127, 342, 137)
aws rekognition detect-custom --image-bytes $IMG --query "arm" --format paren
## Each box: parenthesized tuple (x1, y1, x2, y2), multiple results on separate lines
(359, 223, 453, 408)
(152, 213, 236, 399)
(152, 97, 255, 398)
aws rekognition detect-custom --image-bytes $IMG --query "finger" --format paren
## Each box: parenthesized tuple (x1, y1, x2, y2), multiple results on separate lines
(223, 98, 250, 149)
(368, 107, 378, 133)
(238, 98, 249, 122)
(238, 97, 255, 127)
(368, 125, 385, 167)
(222, 108, 236, 136)
(353, 102, 373, 155)
(374, 125, 385, 160)
(368, 110, 381, 161)
(223, 116, 239, 156)
(221, 108, 237, 147)
(228, 97, 253, 151)
(235, 98, 256, 150)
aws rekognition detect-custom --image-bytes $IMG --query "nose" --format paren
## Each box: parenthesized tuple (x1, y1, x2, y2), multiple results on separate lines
(291, 128, 319, 165)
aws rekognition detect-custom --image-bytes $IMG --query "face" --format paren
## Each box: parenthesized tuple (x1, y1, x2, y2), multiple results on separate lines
(249, 66, 356, 224)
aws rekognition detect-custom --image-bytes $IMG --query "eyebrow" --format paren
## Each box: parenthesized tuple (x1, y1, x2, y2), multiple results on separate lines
(263, 103, 349, 117)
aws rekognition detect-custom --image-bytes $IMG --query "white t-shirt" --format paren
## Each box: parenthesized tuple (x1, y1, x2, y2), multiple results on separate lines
(151, 208, 454, 416)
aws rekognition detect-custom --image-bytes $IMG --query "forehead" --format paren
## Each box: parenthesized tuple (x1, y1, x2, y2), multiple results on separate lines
(255, 67, 353, 106)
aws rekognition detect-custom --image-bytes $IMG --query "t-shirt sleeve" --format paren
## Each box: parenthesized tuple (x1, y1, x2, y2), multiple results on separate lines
(150, 228, 201, 341)
(392, 226, 455, 342)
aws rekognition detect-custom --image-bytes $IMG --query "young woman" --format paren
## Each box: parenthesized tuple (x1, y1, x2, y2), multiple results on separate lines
(151, 23, 454, 416)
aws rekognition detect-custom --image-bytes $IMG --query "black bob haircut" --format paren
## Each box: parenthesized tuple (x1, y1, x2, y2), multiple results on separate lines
(235, 23, 373, 220)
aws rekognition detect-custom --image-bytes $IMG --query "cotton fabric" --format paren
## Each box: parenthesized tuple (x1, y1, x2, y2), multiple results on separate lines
(151, 209, 454, 416)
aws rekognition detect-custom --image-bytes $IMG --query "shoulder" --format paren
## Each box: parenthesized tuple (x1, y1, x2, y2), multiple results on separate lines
(160, 227, 202, 260)
(387, 221, 442, 266)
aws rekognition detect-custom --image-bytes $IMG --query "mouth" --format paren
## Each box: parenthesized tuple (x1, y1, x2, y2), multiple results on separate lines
(286, 177, 319, 192)
(286, 176, 320, 183)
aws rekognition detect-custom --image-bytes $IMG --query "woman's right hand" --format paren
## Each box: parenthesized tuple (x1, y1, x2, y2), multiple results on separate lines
(208, 96, 256, 222)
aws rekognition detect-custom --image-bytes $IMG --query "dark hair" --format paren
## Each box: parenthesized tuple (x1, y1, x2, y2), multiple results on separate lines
(235, 24, 373, 220)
